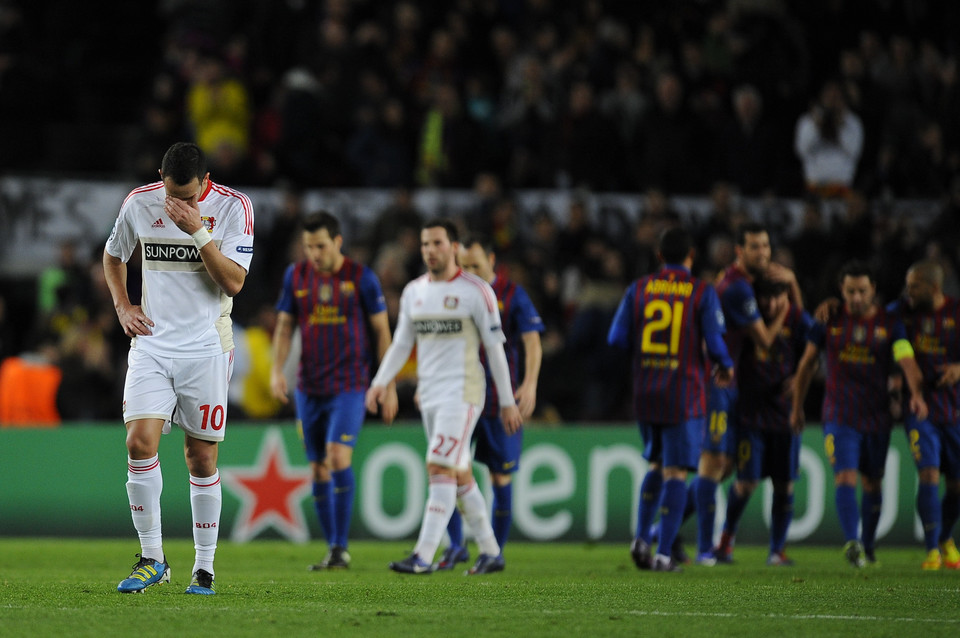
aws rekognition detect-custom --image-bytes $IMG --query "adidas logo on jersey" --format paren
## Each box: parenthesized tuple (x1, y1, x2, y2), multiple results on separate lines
(151, 218, 165, 228)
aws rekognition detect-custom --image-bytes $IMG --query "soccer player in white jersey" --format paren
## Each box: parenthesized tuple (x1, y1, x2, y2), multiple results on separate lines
(103, 142, 254, 595)
(366, 218, 523, 575)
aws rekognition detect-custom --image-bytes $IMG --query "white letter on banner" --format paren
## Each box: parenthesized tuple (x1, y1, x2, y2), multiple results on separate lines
(360, 443, 424, 539)
(586, 445, 647, 539)
(513, 444, 575, 540)
(876, 447, 899, 540)
(761, 444, 825, 540)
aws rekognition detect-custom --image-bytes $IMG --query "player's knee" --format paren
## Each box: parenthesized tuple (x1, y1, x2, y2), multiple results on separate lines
(491, 473, 512, 487)
(918, 466, 940, 485)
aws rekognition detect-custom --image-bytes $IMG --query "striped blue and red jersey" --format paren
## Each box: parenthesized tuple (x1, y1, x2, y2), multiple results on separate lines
(479, 276, 545, 418)
(887, 297, 960, 425)
(738, 305, 814, 431)
(275, 256, 387, 396)
(714, 264, 763, 375)
(809, 306, 908, 433)
(608, 264, 732, 423)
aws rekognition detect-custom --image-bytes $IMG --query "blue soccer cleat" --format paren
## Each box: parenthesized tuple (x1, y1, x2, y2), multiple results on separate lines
(694, 551, 717, 567)
(466, 554, 505, 575)
(117, 554, 170, 593)
(433, 545, 470, 571)
(389, 553, 434, 574)
(184, 569, 216, 595)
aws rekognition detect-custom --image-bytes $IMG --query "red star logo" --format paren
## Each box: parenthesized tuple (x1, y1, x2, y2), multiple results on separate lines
(221, 429, 312, 542)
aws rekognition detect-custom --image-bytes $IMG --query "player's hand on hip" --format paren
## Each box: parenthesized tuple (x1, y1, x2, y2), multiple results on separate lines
(713, 366, 734, 388)
(116, 303, 154, 337)
(501, 405, 523, 435)
(936, 363, 960, 387)
(164, 195, 203, 234)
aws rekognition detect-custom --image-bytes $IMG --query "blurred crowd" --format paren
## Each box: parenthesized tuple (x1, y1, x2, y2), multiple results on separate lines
(2, 0, 960, 424)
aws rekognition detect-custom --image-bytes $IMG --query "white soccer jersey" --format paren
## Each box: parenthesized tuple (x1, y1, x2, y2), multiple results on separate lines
(105, 180, 255, 358)
(382, 270, 506, 410)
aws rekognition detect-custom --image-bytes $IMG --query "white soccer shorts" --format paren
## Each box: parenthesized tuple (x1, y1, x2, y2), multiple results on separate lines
(421, 401, 481, 471)
(123, 348, 234, 442)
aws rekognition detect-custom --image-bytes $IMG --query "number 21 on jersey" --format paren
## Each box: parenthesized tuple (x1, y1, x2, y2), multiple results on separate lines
(641, 300, 685, 355)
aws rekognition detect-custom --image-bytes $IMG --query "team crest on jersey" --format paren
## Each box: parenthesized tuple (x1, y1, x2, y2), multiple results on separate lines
(874, 326, 887, 341)
(295, 289, 309, 298)
(945, 317, 956, 330)
(444, 296, 459, 309)
(340, 281, 355, 296)
(201, 216, 216, 232)
(853, 325, 867, 343)
(319, 284, 333, 302)
(922, 318, 935, 335)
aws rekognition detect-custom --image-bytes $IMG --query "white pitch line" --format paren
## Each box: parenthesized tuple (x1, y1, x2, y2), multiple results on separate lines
(625, 610, 960, 624)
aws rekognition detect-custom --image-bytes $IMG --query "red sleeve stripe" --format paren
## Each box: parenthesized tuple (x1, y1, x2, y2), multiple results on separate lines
(121, 182, 163, 208)
(459, 271, 496, 312)
(210, 182, 254, 235)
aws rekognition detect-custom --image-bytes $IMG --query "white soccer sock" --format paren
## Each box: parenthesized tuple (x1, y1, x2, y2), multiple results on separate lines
(127, 455, 164, 562)
(190, 471, 221, 577)
(458, 481, 500, 557)
(414, 474, 458, 563)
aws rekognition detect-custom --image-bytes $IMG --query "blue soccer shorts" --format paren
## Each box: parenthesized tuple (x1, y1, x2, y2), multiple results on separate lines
(294, 390, 366, 463)
(639, 418, 704, 471)
(735, 427, 801, 483)
(702, 385, 739, 456)
(823, 422, 891, 480)
(905, 416, 960, 480)
(473, 415, 522, 475)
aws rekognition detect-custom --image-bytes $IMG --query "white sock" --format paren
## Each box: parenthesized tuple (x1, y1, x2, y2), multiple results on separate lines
(190, 471, 221, 577)
(458, 481, 500, 557)
(414, 474, 457, 563)
(126, 455, 164, 562)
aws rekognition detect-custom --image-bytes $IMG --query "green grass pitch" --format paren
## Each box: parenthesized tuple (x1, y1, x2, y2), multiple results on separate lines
(1, 538, 959, 637)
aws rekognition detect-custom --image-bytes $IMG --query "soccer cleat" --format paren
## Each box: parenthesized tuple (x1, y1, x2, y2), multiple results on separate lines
(766, 551, 795, 567)
(939, 539, 960, 569)
(185, 569, 216, 595)
(308, 545, 351, 570)
(713, 531, 735, 564)
(467, 554, 505, 575)
(694, 551, 717, 567)
(629, 537, 652, 570)
(921, 548, 942, 571)
(389, 553, 434, 574)
(433, 545, 470, 571)
(843, 540, 866, 568)
(117, 554, 170, 593)
(671, 534, 690, 565)
(652, 553, 683, 572)
(864, 548, 877, 565)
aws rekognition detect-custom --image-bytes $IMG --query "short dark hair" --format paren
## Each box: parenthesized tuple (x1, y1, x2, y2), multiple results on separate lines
(160, 142, 207, 185)
(658, 227, 693, 264)
(753, 276, 789, 298)
(736, 221, 768, 246)
(838, 259, 875, 286)
(460, 234, 493, 254)
(302, 210, 341, 238)
(422, 217, 459, 243)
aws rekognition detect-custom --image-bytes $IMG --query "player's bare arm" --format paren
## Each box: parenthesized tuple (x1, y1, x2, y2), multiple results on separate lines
(164, 195, 246, 297)
(269, 311, 295, 404)
(790, 342, 820, 434)
(515, 331, 543, 419)
(369, 310, 399, 424)
(747, 300, 789, 350)
(898, 355, 929, 421)
(103, 250, 154, 337)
